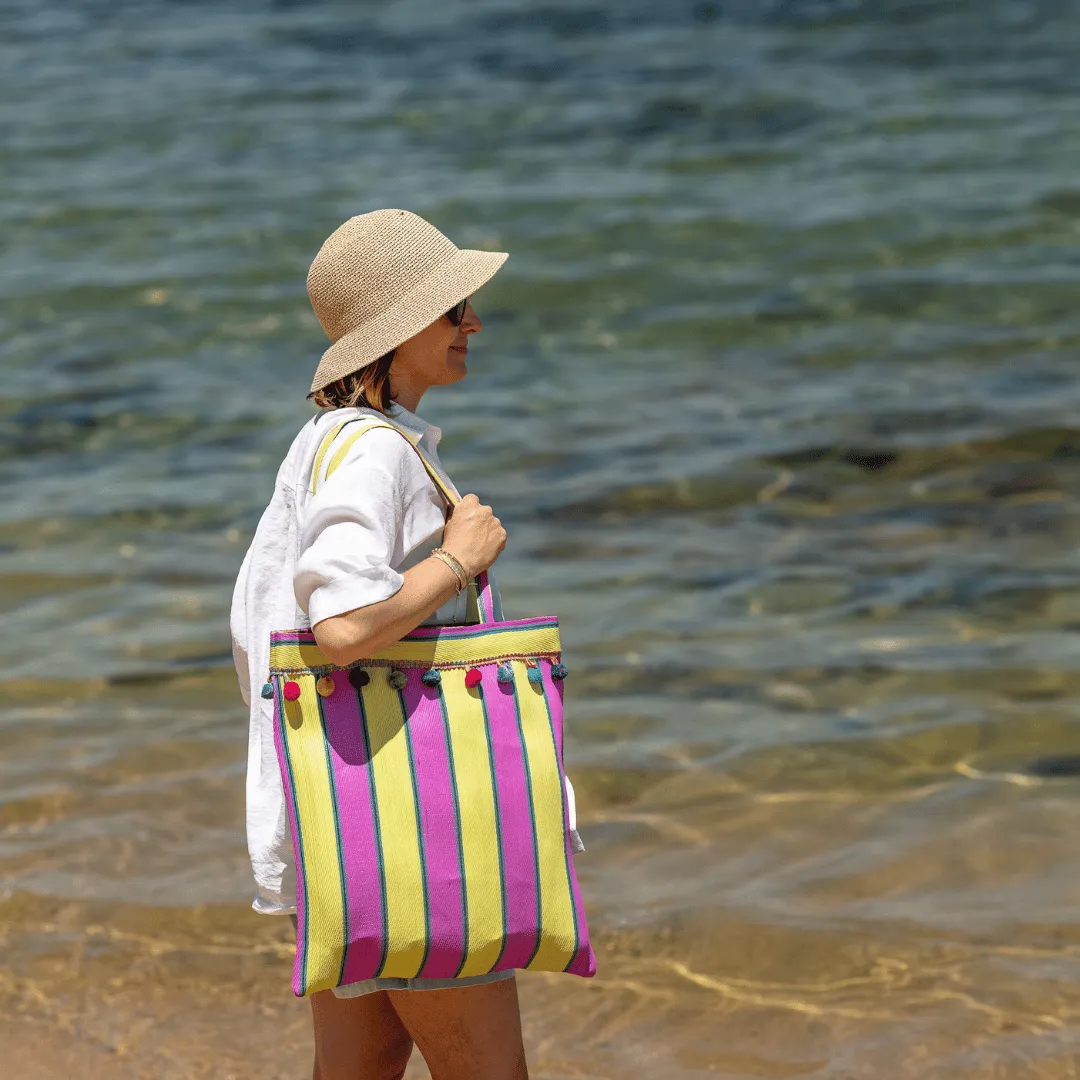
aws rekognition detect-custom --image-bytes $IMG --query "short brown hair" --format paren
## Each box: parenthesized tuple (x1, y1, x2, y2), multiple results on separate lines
(309, 350, 396, 413)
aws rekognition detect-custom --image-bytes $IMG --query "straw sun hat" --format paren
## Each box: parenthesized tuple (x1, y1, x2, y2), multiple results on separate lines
(305, 209, 508, 396)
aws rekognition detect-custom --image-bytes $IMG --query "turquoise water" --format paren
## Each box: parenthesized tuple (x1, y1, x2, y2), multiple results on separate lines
(4, 2, 1080, 1076)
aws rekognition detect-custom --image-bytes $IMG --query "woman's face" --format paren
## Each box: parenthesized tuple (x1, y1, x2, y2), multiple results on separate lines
(389, 300, 482, 402)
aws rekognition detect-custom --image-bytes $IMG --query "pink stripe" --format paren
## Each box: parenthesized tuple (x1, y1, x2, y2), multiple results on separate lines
(269, 616, 558, 647)
(539, 660, 596, 978)
(404, 616, 557, 638)
(481, 666, 541, 969)
(400, 672, 467, 978)
(321, 669, 386, 983)
(271, 680, 309, 996)
(270, 630, 320, 644)
(476, 570, 494, 623)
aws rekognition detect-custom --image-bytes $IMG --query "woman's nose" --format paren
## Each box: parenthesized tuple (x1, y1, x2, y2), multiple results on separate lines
(462, 300, 482, 334)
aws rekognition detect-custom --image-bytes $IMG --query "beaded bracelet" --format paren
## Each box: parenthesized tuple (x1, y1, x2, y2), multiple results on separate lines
(430, 547, 468, 592)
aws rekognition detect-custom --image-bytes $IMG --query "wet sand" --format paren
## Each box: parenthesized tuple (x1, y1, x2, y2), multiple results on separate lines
(5, 875, 1080, 1079)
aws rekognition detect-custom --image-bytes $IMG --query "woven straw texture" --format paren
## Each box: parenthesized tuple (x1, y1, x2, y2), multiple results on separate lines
(306, 209, 508, 393)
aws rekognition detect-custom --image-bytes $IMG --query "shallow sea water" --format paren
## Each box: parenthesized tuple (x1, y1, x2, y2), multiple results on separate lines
(4, 0, 1080, 1076)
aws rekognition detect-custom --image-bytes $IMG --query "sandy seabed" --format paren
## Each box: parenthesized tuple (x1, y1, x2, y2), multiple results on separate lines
(5, 890, 1080, 1079)
(0, 893, 697, 1080)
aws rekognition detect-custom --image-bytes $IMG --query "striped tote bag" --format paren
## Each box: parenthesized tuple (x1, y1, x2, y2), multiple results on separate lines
(266, 417, 595, 996)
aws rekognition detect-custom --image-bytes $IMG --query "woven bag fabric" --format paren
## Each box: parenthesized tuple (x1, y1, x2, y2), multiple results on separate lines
(267, 419, 595, 996)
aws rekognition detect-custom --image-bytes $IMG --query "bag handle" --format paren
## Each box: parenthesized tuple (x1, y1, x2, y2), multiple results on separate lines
(310, 416, 500, 626)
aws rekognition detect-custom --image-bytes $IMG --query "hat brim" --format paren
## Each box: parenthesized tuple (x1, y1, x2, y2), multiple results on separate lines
(308, 247, 508, 395)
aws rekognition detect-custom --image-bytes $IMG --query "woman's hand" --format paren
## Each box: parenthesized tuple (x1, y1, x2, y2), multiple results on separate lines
(312, 495, 506, 665)
(441, 493, 507, 578)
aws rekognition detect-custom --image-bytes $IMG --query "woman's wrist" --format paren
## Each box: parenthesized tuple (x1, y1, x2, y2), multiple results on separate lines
(430, 548, 468, 592)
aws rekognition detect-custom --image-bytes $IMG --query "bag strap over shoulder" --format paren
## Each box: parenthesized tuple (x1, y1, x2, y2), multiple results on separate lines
(307, 414, 499, 624)
(310, 417, 457, 506)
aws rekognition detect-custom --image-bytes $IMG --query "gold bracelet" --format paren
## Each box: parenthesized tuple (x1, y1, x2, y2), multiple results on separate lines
(430, 548, 468, 592)
(432, 548, 469, 590)
(432, 547, 468, 582)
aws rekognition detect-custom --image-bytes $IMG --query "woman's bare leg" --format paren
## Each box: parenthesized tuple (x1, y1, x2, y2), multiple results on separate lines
(386, 976, 528, 1080)
(308, 987, 415, 1080)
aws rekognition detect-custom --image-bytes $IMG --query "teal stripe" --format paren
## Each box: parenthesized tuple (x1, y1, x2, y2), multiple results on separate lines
(356, 687, 390, 978)
(539, 678, 581, 972)
(398, 687, 433, 978)
(436, 690, 471, 977)
(510, 681, 545, 969)
(275, 677, 309, 996)
(477, 683, 510, 971)
(316, 691, 350, 988)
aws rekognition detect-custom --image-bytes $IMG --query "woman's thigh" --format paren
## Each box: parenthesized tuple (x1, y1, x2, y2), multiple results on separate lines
(308, 987, 414, 1080)
(386, 975, 528, 1080)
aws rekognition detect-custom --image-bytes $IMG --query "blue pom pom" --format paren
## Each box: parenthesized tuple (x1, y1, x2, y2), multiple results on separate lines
(421, 669, 442, 687)
(527, 665, 543, 685)
(496, 663, 514, 683)
(552, 663, 568, 681)
(261, 681, 274, 698)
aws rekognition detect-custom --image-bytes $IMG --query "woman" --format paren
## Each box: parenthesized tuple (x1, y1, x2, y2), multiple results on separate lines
(230, 209, 582, 1080)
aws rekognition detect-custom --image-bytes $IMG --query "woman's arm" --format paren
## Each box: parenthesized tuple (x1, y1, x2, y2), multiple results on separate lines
(312, 488, 506, 665)
(312, 553, 462, 665)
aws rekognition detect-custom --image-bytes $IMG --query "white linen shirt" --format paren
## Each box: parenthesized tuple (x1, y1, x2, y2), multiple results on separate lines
(230, 401, 581, 916)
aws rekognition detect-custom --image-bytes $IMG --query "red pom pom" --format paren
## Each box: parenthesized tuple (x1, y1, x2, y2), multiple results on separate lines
(464, 668, 483, 689)
(283, 680, 302, 701)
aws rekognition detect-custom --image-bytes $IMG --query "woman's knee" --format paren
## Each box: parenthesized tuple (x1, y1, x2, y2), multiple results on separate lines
(313, 1040, 412, 1080)
(309, 988, 414, 1080)
(313, 1034, 413, 1080)
(386, 977, 528, 1080)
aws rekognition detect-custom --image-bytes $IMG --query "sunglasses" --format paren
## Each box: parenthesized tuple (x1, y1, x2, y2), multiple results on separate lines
(445, 296, 470, 326)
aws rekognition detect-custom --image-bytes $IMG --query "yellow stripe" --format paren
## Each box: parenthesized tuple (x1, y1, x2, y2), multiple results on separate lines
(516, 678, 578, 971)
(465, 578, 480, 623)
(360, 676, 428, 977)
(309, 420, 350, 494)
(269, 625, 561, 673)
(281, 675, 347, 993)
(441, 671, 505, 975)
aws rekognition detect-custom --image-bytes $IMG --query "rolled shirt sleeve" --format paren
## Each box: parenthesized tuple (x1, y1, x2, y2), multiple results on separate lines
(294, 427, 425, 626)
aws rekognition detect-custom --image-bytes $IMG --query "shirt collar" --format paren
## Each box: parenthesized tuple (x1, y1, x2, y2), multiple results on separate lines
(386, 401, 441, 448)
